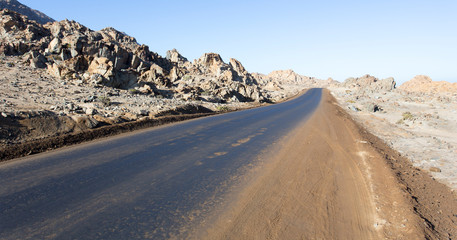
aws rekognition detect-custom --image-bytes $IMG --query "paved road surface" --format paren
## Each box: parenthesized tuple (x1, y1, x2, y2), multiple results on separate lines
(0, 89, 322, 239)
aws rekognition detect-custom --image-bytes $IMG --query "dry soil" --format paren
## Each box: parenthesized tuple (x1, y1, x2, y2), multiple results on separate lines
(189, 90, 457, 239)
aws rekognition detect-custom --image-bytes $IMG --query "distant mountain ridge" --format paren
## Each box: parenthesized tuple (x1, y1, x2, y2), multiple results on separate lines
(0, 0, 54, 24)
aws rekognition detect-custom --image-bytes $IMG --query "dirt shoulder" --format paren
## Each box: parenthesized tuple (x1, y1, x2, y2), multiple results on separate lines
(0, 112, 216, 161)
(191, 90, 457, 239)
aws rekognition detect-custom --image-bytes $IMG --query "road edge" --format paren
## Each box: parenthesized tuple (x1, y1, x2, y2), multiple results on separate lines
(0, 89, 311, 162)
(329, 90, 457, 239)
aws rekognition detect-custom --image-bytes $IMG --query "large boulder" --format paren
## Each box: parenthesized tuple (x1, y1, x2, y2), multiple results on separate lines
(166, 48, 188, 64)
(195, 53, 230, 76)
(25, 50, 47, 68)
(47, 19, 91, 39)
(343, 74, 396, 92)
(87, 57, 113, 78)
(139, 63, 171, 87)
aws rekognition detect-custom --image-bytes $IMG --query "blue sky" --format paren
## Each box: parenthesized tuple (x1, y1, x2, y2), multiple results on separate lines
(21, 0, 457, 84)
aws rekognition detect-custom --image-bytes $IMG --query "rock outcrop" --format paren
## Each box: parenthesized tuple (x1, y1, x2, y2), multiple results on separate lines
(343, 74, 396, 92)
(0, 10, 266, 102)
(0, 9, 50, 55)
(174, 53, 263, 102)
(265, 69, 312, 85)
(399, 75, 457, 94)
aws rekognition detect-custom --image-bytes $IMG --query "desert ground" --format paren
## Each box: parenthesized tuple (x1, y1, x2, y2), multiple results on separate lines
(1, 2, 457, 239)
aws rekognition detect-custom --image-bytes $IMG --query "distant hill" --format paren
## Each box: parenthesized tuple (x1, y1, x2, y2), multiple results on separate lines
(0, 0, 54, 24)
(399, 75, 457, 94)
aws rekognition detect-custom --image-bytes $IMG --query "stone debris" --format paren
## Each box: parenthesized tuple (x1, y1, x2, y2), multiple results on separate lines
(329, 75, 457, 190)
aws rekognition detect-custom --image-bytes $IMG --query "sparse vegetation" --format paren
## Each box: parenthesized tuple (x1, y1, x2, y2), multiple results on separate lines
(216, 105, 230, 112)
(402, 111, 414, 120)
(182, 75, 192, 81)
(129, 89, 140, 95)
(396, 111, 415, 124)
(201, 90, 211, 96)
(98, 96, 111, 106)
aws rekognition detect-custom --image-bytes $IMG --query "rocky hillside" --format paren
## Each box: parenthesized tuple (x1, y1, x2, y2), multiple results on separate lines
(0, 9, 268, 104)
(399, 75, 457, 94)
(0, 0, 54, 24)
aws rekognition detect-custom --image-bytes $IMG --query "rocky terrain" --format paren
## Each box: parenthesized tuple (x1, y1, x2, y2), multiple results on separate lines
(248, 69, 457, 192)
(0, 8, 310, 149)
(328, 75, 457, 191)
(0, 0, 54, 24)
(1, 2, 456, 194)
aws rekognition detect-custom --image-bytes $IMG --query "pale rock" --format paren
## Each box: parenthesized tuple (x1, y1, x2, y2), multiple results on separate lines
(343, 74, 396, 92)
(87, 57, 113, 78)
(122, 112, 138, 121)
(166, 48, 188, 63)
(48, 38, 61, 54)
(229, 58, 247, 76)
(85, 108, 96, 115)
(71, 115, 99, 129)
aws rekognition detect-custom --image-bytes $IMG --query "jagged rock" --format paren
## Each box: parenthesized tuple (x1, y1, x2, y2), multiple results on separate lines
(47, 37, 61, 54)
(61, 35, 84, 57)
(0, 9, 50, 54)
(87, 57, 113, 79)
(131, 54, 140, 69)
(229, 58, 246, 74)
(109, 70, 138, 89)
(1, 8, 268, 103)
(47, 19, 91, 39)
(25, 50, 47, 68)
(139, 63, 171, 87)
(266, 69, 312, 85)
(166, 48, 188, 63)
(195, 53, 229, 76)
(343, 74, 396, 92)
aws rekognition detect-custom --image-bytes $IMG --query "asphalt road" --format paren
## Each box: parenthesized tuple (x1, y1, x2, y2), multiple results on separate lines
(0, 88, 322, 239)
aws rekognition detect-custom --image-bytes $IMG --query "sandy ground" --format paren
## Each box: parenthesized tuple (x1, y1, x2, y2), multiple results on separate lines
(182, 90, 457, 239)
(329, 87, 457, 191)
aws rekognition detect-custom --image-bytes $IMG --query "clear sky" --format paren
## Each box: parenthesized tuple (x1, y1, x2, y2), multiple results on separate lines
(20, 0, 457, 84)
